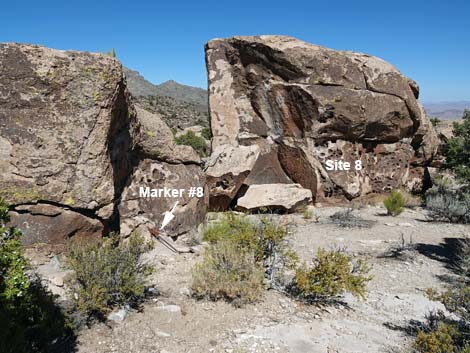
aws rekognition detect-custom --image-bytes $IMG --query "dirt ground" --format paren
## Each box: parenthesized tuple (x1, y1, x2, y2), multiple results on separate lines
(35, 205, 470, 353)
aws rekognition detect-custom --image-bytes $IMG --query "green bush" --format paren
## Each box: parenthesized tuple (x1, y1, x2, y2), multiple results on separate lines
(194, 214, 371, 306)
(203, 213, 297, 276)
(384, 190, 405, 216)
(175, 130, 208, 157)
(413, 322, 465, 353)
(0, 198, 73, 353)
(414, 239, 470, 353)
(201, 127, 212, 140)
(426, 178, 470, 224)
(191, 241, 264, 307)
(67, 232, 154, 318)
(193, 213, 297, 305)
(445, 110, 470, 183)
(292, 248, 372, 302)
(430, 117, 441, 127)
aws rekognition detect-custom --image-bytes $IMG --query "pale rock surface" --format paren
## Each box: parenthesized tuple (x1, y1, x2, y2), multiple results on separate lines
(236, 183, 312, 212)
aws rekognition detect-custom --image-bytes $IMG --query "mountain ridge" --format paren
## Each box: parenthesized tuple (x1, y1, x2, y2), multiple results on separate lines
(123, 67, 207, 112)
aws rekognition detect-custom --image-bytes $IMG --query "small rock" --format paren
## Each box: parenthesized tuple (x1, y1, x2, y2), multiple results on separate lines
(50, 275, 64, 287)
(179, 287, 191, 297)
(399, 222, 414, 227)
(157, 304, 181, 313)
(107, 307, 129, 322)
(155, 330, 171, 337)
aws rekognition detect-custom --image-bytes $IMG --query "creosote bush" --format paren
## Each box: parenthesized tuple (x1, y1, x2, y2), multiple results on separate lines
(0, 198, 73, 353)
(175, 130, 208, 157)
(384, 190, 405, 216)
(67, 232, 154, 318)
(292, 248, 372, 302)
(191, 241, 264, 307)
(192, 213, 297, 305)
(426, 178, 470, 224)
(192, 213, 371, 306)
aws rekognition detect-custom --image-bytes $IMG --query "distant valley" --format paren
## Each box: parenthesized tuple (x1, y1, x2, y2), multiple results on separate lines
(423, 101, 470, 120)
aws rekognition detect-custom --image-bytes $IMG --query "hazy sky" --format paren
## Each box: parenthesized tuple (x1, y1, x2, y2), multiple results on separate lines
(1, 0, 468, 102)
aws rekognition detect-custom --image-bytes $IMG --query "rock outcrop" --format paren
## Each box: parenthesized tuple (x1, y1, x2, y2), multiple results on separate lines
(205, 36, 439, 208)
(0, 43, 207, 248)
(119, 106, 208, 237)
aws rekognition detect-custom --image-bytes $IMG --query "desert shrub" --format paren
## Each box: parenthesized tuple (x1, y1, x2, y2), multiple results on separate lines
(67, 232, 154, 318)
(191, 241, 264, 307)
(414, 238, 470, 352)
(0, 198, 73, 353)
(291, 248, 372, 302)
(104, 48, 116, 57)
(296, 205, 317, 221)
(444, 110, 470, 183)
(430, 117, 441, 127)
(381, 233, 417, 260)
(202, 213, 297, 273)
(194, 213, 297, 305)
(413, 322, 465, 353)
(303, 209, 313, 219)
(195, 214, 372, 305)
(402, 190, 423, 208)
(384, 190, 405, 216)
(201, 127, 212, 140)
(329, 208, 374, 228)
(175, 130, 208, 157)
(426, 178, 470, 223)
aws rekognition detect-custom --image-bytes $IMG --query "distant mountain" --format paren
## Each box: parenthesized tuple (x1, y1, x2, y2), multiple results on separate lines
(156, 80, 207, 111)
(123, 67, 208, 112)
(423, 101, 470, 120)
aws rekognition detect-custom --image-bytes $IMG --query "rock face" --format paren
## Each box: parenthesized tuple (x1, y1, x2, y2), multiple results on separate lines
(119, 106, 208, 237)
(0, 43, 207, 248)
(0, 43, 133, 214)
(205, 36, 439, 207)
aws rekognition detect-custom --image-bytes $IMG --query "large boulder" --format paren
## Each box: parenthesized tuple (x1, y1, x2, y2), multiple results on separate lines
(0, 43, 134, 213)
(205, 36, 439, 206)
(0, 43, 207, 248)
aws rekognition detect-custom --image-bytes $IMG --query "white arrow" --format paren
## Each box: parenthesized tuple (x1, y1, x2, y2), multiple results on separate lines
(160, 201, 179, 230)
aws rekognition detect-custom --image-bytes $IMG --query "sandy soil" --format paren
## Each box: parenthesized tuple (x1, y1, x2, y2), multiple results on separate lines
(36, 205, 469, 353)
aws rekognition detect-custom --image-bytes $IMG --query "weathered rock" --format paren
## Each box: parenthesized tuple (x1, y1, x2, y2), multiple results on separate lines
(205, 144, 260, 210)
(8, 204, 102, 251)
(119, 159, 207, 236)
(236, 183, 312, 212)
(119, 104, 208, 237)
(0, 43, 134, 213)
(134, 106, 200, 164)
(205, 36, 439, 206)
(0, 43, 208, 247)
(107, 307, 129, 323)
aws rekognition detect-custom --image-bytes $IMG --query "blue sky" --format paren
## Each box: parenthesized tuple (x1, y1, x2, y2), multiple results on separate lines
(1, 0, 468, 102)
